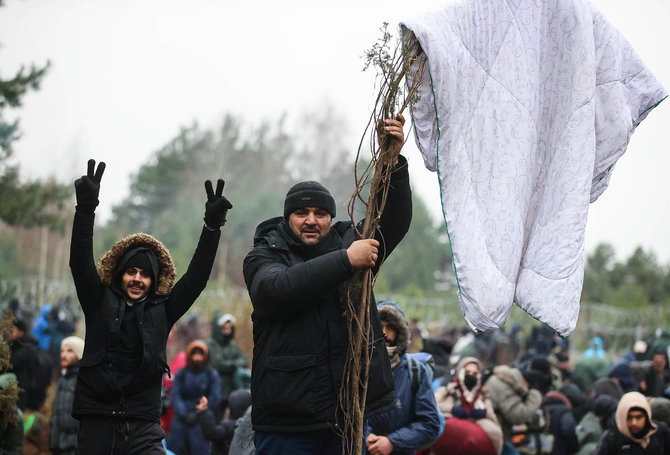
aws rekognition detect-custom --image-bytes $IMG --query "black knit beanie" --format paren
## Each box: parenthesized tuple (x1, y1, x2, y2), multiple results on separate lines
(115, 247, 160, 293)
(283, 181, 336, 219)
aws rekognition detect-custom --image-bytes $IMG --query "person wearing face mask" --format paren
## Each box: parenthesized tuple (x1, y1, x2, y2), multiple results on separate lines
(365, 301, 442, 455)
(434, 357, 503, 454)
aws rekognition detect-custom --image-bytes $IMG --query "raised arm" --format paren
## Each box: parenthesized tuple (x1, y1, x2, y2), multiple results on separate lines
(69, 159, 106, 313)
(372, 114, 412, 268)
(165, 179, 232, 324)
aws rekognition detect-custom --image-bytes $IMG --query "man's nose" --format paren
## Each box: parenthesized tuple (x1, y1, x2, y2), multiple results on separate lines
(306, 213, 316, 223)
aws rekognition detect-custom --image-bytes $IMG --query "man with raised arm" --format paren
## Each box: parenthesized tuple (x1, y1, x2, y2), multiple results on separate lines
(243, 115, 412, 455)
(69, 159, 232, 454)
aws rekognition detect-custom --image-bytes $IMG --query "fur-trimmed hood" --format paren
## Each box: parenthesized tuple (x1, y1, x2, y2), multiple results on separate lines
(377, 300, 410, 353)
(97, 233, 176, 296)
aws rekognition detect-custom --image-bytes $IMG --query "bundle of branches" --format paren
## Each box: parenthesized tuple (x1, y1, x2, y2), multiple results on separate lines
(338, 23, 426, 454)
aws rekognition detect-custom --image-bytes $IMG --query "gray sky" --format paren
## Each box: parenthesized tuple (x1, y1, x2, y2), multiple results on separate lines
(1, 0, 668, 262)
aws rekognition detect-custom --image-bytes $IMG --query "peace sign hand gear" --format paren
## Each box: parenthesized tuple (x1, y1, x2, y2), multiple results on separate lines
(203, 179, 233, 229)
(74, 159, 106, 210)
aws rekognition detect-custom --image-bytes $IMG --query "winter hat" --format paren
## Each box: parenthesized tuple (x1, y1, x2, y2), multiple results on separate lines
(634, 340, 648, 355)
(283, 181, 336, 219)
(218, 313, 236, 327)
(560, 383, 588, 409)
(649, 397, 670, 428)
(61, 336, 85, 360)
(593, 377, 624, 400)
(116, 247, 160, 281)
(593, 394, 619, 419)
(228, 388, 252, 419)
(521, 369, 547, 391)
(530, 356, 552, 377)
(609, 363, 636, 391)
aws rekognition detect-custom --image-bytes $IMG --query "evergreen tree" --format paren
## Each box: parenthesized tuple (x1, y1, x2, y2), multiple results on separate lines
(0, 2, 70, 228)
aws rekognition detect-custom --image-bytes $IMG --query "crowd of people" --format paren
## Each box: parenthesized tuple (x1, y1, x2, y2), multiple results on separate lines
(3, 298, 670, 455)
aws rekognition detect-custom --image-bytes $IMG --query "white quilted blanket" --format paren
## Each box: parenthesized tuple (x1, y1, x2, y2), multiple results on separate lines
(401, 0, 667, 335)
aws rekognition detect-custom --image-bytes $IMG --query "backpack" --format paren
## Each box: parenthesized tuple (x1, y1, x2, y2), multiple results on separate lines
(407, 352, 435, 394)
(406, 352, 445, 449)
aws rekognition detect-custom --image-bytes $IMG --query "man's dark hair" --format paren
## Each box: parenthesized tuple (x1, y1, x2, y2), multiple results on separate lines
(12, 319, 26, 333)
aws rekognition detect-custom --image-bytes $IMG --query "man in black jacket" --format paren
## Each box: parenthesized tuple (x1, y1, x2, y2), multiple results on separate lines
(243, 115, 412, 454)
(69, 159, 232, 455)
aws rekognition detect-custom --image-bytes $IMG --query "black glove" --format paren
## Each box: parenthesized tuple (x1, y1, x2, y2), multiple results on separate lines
(184, 411, 197, 425)
(203, 179, 233, 229)
(74, 159, 106, 210)
(451, 406, 469, 419)
(470, 408, 487, 419)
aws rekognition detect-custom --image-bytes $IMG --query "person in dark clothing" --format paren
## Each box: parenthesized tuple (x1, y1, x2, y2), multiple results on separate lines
(366, 301, 442, 455)
(69, 159, 232, 455)
(207, 313, 249, 410)
(166, 340, 221, 455)
(640, 349, 670, 397)
(50, 336, 84, 455)
(243, 115, 411, 455)
(195, 388, 252, 455)
(597, 391, 670, 454)
(544, 390, 579, 455)
(7, 319, 39, 411)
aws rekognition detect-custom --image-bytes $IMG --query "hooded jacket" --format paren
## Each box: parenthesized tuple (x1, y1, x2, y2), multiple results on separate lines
(69, 208, 220, 422)
(597, 391, 670, 454)
(243, 156, 411, 433)
(367, 301, 442, 454)
(172, 340, 221, 421)
(485, 364, 544, 441)
(544, 390, 579, 455)
(207, 313, 248, 400)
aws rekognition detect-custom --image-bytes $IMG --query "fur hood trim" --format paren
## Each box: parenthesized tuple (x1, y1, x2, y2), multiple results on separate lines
(377, 300, 410, 353)
(98, 233, 176, 296)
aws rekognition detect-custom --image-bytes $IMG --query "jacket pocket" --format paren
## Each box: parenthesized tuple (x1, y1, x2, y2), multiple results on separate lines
(261, 353, 317, 417)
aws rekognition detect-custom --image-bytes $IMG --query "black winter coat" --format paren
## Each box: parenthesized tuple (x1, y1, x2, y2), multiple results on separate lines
(49, 366, 79, 452)
(69, 208, 220, 422)
(545, 395, 579, 455)
(8, 335, 39, 410)
(597, 420, 670, 454)
(243, 156, 412, 433)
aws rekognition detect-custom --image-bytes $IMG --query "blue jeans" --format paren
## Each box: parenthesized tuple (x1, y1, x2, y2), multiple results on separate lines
(255, 429, 345, 455)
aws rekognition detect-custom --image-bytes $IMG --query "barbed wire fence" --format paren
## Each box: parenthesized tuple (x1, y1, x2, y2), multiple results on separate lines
(1, 277, 666, 357)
